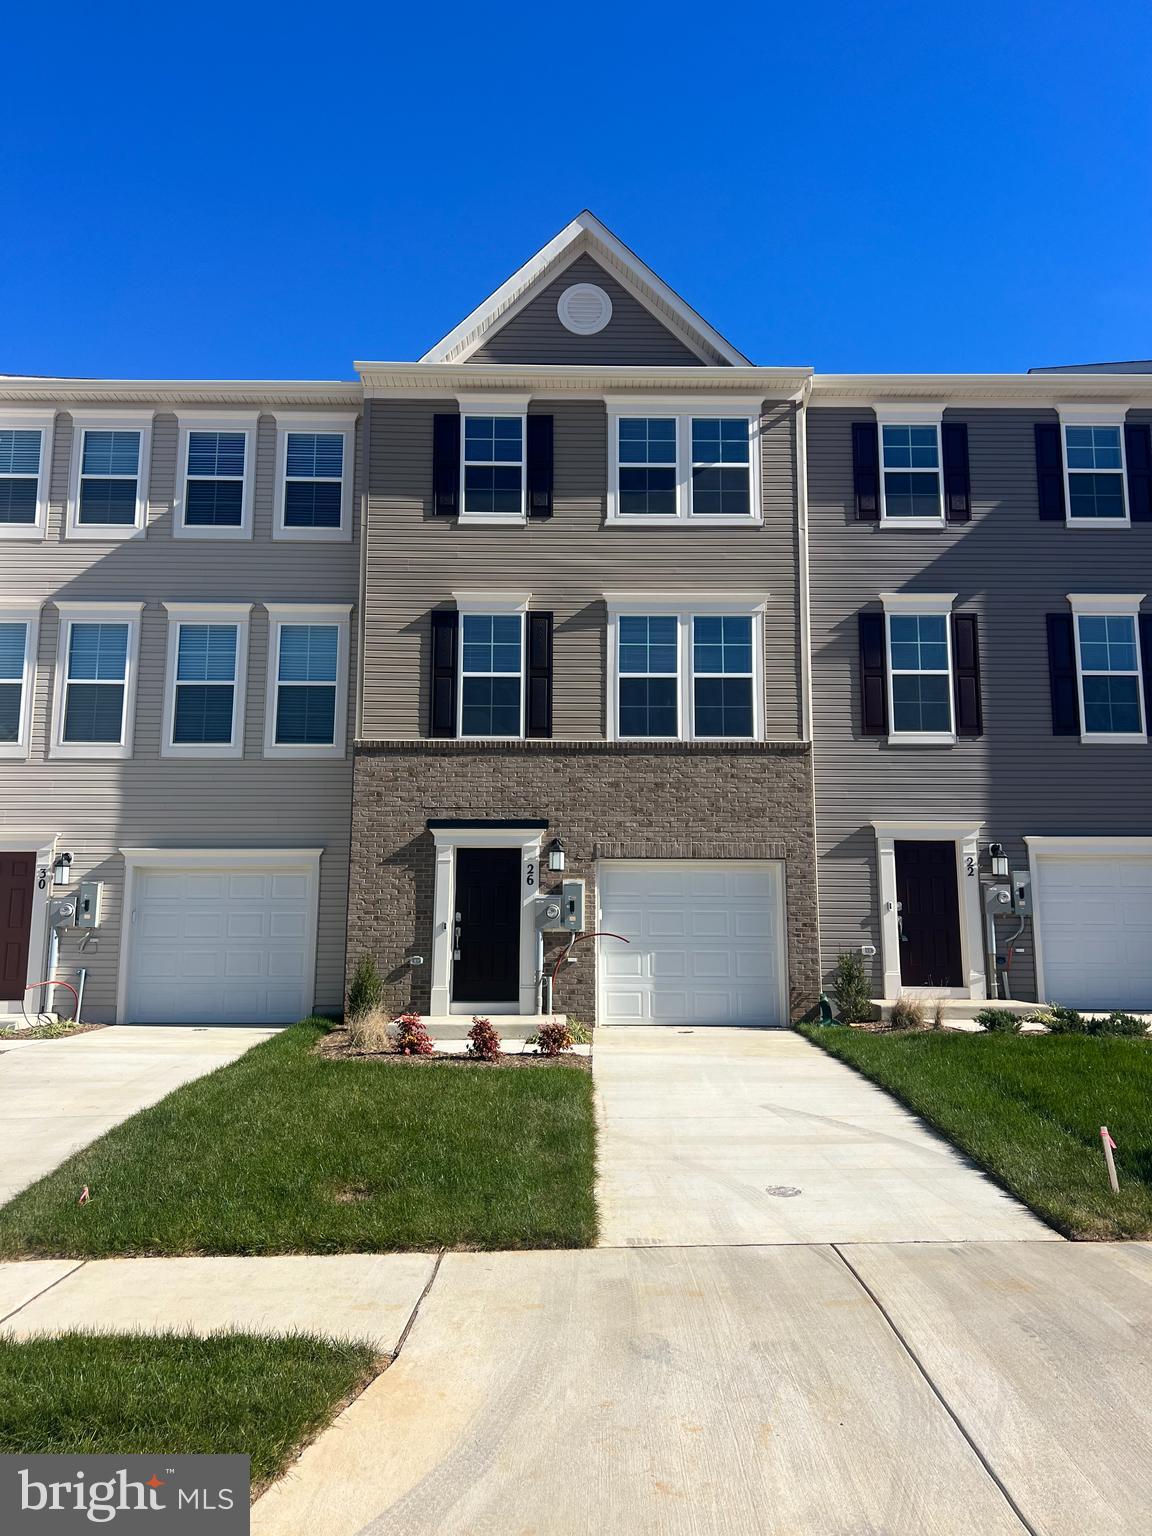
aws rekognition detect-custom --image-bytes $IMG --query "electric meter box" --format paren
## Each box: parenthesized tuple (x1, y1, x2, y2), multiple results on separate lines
(1010, 869, 1032, 914)
(560, 879, 585, 932)
(77, 881, 103, 928)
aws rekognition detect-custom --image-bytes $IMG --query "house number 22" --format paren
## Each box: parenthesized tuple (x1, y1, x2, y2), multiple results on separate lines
(966, 856, 976, 877)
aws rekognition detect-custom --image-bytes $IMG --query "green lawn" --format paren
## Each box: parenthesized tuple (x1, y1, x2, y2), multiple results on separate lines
(0, 1331, 379, 1491)
(799, 1025, 1152, 1239)
(0, 1021, 597, 1257)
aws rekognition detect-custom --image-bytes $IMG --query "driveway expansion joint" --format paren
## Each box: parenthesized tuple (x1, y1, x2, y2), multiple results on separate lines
(0, 1258, 87, 1329)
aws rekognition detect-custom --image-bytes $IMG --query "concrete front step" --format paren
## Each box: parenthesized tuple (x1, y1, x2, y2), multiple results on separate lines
(420, 1014, 567, 1042)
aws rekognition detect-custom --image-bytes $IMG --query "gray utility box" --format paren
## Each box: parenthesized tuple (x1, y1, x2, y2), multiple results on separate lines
(560, 879, 585, 932)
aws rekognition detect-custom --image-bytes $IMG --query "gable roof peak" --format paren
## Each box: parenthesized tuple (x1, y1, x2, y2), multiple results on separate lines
(419, 211, 750, 368)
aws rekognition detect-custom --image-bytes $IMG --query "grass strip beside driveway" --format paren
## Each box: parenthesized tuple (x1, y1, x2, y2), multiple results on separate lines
(0, 1021, 597, 1257)
(0, 1331, 378, 1492)
(799, 1026, 1152, 1239)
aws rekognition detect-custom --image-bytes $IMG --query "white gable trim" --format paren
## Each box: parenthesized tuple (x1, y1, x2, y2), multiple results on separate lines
(418, 212, 750, 368)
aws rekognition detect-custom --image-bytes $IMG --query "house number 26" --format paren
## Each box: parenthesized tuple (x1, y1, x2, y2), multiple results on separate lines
(525, 862, 536, 888)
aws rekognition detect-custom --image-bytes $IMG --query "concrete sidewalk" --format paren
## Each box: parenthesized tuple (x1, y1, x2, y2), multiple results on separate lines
(594, 1026, 1056, 1245)
(0, 1025, 276, 1206)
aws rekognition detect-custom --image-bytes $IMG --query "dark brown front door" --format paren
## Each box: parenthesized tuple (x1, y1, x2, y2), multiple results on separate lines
(452, 847, 521, 1004)
(894, 841, 963, 988)
(0, 852, 35, 999)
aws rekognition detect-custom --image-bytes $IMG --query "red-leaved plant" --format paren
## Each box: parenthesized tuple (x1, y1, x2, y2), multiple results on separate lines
(535, 1019, 574, 1056)
(467, 1015, 502, 1062)
(393, 1009, 436, 1056)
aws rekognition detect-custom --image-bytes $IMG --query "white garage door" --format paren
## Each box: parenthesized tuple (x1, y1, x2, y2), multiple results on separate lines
(1036, 853, 1152, 1010)
(598, 861, 786, 1026)
(125, 863, 317, 1024)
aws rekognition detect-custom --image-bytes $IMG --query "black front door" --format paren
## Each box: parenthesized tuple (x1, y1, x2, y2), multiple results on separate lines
(894, 840, 963, 988)
(453, 847, 521, 1004)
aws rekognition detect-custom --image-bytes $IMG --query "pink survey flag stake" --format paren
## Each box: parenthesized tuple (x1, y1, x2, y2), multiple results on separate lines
(1100, 1128, 1119, 1195)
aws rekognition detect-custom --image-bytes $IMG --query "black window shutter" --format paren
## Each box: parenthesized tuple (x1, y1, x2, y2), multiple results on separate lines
(429, 610, 458, 737)
(852, 422, 880, 521)
(1125, 423, 1152, 522)
(526, 612, 553, 737)
(858, 611, 888, 735)
(1140, 615, 1152, 728)
(1046, 613, 1080, 735)
(951, 612, 982, 736)
(526, 415, 554, 519)
(1035, 423, 1066, 521)
(941, 422, 971, 523)
(432, 413, 461, 517)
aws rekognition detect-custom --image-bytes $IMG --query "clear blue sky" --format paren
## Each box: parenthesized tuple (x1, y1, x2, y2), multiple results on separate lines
(6, 1, 1150, 379)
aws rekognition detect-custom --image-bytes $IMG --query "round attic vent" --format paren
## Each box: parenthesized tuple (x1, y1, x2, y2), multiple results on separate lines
(557, 282, 613, 335)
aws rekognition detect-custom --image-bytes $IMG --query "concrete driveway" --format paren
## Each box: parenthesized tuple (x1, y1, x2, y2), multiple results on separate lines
(0, 1025, 276, 1205)
(594, 1027, 1055, 1245)
(252, 1241, 1152, 1536)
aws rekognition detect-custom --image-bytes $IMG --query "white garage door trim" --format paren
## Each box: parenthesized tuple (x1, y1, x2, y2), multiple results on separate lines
(596, 859, 788, 1027)
(1027, 835, 1152, 1009)
(117, 847, 323, 1025)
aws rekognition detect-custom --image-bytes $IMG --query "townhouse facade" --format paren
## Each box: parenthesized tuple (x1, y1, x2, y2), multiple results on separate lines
(0, 378, 361, 1025)
(4, 212, 1151, 1028)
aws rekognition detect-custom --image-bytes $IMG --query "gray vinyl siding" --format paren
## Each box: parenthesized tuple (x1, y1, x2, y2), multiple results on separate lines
(361, 397, 802, 742)
(0, 402, 360, 1021)
(467, 254, 709, 367)
(808, 404, 1152, 1001)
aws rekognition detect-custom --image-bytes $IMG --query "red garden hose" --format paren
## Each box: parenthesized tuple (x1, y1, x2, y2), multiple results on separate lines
(550, 931, 631, 999)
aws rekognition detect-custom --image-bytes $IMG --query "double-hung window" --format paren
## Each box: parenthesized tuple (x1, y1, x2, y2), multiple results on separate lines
(175, 414, 257, 539)
(161, 603, 250, 758)
(881, 594, 955, 742)
(0, 411, 54, 539)
(459, 611, 524, 738)
(609, 598, 764, 740)
(264, 605, 350, 758)
(608, 404, 761, 524)
(461, 415, 525, 520)
(1069, 597, 1146, 742)
(1064, 423, 1128, 523)
(67, 413, 152, 539)
(878, 416, 943, 523)
(0, 603, 40, 757)
(274, 414, 355, 539)
(52, 602, 142, 759)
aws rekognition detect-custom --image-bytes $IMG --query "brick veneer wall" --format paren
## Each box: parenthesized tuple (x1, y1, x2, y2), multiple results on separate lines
(347, 740, 819, 1023)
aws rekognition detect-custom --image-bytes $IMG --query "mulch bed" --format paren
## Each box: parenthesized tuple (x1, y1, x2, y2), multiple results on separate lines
(315, 1029, 592, 1071)
(0, 1022, 106, 1041)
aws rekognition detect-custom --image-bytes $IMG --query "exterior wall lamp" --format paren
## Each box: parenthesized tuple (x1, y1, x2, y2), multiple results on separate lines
(988, 843, 1010, 879)
(547, 836, 566, 873)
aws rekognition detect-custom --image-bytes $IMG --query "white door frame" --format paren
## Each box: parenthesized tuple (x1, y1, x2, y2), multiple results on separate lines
(0, 832, 57, 1019)
(429, 826, 544, 1016)
(1025, 835, 1152, 1004)
(117, 847, 323, 1024)
(872, 820, 986, 1000)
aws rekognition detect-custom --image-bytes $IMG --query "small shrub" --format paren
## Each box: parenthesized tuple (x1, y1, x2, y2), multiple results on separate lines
(566, 1019, 593, 1045)
(830, 951, 875, 1024)
(1043, 1003, 1089, 1034)
(888, 995, 925, 1030)
(1090, 1011, 1149, 1038)
(466, 1016, 503, 1061)
(975, 1007, 1023, 1034)
(929, 997, 946, 1031)
(346, 1004, 393, 1053)
(347, 955, 383, 1022)
(393, 1009, 436, 1057)
(535, 1019, 574, 1056)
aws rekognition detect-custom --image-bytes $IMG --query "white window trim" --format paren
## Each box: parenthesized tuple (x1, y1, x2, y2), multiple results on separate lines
(0, 600, 42, 759)
(453, 591, 531, 741)
(874, 405, 945, 529)
(173, 412, 258, 541)
(160, 602, 252, 760)
(65, 410, 154, 542)
(605, 396, 763, 526)
(272, 411, 357, 543)
(0, 409, 55, 543)
(262, 603, 351, 760)
(604, 591, 767, 742)
(1058, 405, 1131, 528)
(456, 394, 530, 525)
(880, 591, 957, 746)
(50, 601, 143, 760)
(872, 819, 987, 1001)
(1067, 592, 1147, 745)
